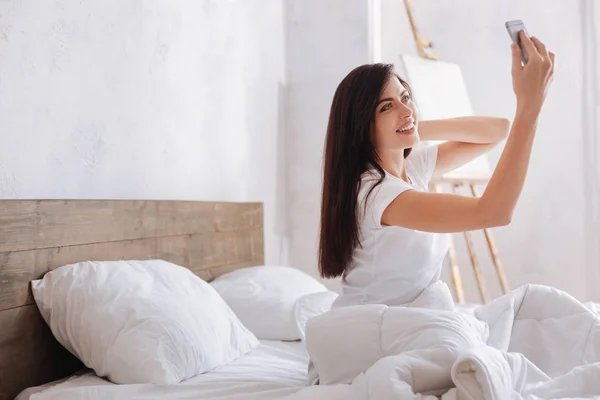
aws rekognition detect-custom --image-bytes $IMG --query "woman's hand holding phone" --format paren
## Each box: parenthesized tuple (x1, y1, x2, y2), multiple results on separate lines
(511, 31, 555, 119)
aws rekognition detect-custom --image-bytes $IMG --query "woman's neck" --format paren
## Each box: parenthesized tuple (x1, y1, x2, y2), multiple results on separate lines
(378, 150, 410, 183)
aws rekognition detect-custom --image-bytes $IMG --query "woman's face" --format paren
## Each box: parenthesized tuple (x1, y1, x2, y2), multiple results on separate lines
(372, 76, 420, 153)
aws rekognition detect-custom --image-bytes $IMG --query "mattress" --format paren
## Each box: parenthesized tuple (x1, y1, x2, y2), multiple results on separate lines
(17, 340, 310, 400)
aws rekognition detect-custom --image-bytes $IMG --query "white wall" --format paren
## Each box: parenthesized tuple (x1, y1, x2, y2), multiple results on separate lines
(2, 1, 595, 300)
(0, 0, 287, 264)
(581, 0, 600, 302)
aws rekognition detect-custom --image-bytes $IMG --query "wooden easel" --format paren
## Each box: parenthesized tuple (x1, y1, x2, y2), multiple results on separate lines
(403, 1, 510, 303)
(403, 0, 439, 60)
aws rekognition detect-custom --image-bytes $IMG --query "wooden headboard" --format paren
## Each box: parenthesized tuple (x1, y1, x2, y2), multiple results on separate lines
(0, 199, 264, 400)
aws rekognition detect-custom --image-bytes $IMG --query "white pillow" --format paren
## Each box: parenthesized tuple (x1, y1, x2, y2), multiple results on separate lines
(31, 260, 259, 385)
(210, 266, 338, 340)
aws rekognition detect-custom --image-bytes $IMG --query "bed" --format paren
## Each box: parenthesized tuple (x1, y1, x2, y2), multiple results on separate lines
(4, 200, 600, 400)
(0, 199, 311, 400)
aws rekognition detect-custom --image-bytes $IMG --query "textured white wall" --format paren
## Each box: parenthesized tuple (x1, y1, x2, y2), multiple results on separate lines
(0, 0, 287, 263)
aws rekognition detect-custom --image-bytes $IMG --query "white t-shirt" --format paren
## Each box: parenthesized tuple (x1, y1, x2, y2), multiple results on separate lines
(331, 145, 450, 308)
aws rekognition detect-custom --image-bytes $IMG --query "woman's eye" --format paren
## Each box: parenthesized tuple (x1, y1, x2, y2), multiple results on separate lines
(402, 94, 411, 102)
(380, 103, 392, 112)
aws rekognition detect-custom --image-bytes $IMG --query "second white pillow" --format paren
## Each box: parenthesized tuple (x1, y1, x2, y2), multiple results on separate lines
(210, 266, 336, 341)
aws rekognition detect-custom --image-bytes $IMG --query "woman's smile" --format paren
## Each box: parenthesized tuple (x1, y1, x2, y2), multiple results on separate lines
(396, 121, 416, 135)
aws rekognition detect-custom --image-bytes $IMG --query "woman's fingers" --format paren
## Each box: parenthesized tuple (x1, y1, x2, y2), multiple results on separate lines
(511, 43, 523, 74)
(548, 51, 556, 82)
(519, 30, 541, 62)
(531, 36, 550, 61)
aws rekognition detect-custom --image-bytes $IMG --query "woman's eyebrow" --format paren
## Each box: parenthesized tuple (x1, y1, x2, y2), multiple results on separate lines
(377, 97, 393, 105)
(377, 90, 408, 105)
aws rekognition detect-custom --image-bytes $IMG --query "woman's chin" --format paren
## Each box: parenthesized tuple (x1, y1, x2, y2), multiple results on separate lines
(398, 133, 420, 148)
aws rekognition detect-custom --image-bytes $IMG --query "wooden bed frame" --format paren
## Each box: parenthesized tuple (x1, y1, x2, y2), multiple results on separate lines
(0, 199, 264, 400)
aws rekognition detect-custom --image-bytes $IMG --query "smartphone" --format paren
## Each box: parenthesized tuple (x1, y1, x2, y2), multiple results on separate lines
(505, 19, 530, 65)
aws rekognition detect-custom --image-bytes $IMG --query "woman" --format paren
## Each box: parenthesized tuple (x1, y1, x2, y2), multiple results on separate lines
(319, 31, 555, 308)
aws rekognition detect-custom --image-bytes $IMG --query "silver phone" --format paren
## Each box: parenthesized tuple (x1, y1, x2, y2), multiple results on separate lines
(505, 19, 530, 65)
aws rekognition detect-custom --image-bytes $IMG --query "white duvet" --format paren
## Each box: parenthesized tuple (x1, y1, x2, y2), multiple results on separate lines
(288, 282, 600, 400)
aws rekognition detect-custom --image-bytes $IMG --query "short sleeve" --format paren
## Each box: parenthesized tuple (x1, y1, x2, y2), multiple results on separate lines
(359, 174, 413, 229)
(407, 145, 439, 184)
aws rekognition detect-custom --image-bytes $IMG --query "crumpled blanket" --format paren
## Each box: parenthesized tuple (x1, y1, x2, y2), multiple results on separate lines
(289, 282, 600, 400)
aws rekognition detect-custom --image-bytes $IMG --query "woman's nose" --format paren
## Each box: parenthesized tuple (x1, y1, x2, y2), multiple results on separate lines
(397, 102, 413, 118)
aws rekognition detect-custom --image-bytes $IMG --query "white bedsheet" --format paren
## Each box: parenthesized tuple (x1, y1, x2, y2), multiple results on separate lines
(23, 340, 310, 400)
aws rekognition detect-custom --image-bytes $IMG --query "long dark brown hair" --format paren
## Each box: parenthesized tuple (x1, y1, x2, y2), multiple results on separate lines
(318, 63, 412, 279)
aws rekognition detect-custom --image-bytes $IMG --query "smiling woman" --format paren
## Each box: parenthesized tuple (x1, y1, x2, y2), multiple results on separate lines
(319, 38, 554, 307)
